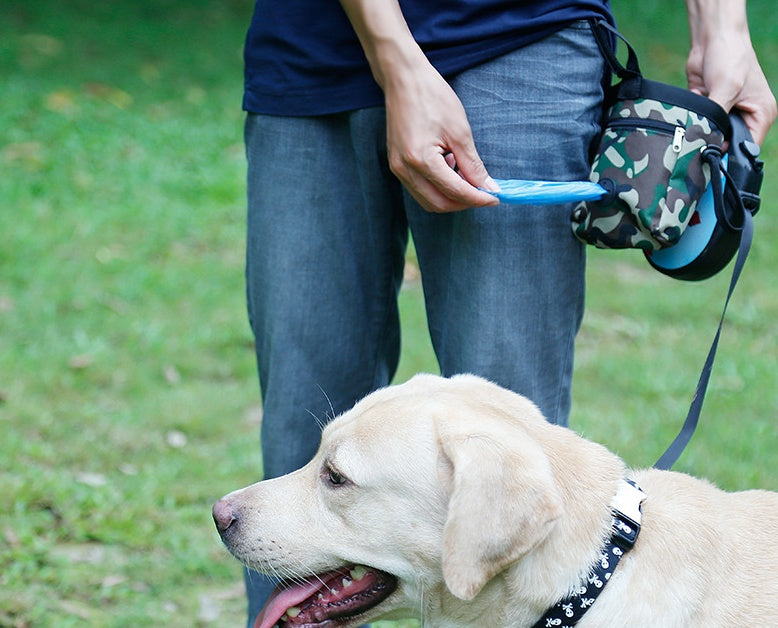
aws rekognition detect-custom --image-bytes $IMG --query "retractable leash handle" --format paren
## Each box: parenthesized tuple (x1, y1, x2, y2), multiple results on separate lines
(725, 113, 765, 214)
(647, 113, 764, 281)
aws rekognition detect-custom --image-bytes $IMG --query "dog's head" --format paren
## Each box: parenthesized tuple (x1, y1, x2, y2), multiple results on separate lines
(213, 374, 567, 627)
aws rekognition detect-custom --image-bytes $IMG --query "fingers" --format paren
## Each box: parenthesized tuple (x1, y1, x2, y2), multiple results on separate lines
(391, 148, 500, 213)
(707, 76, 776, 146)
(737, 105, 777, 146)
(686, 34, 776, 145)
(388, 121, 501, 213)
(382, 58, 501, 213)
(387, 119, 501, 213)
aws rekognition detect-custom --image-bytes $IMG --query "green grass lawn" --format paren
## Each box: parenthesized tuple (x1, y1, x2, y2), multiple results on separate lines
(1, 1, 776, 626)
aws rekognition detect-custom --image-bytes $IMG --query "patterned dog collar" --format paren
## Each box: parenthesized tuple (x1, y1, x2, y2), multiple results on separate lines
(530, 479, 647, 628)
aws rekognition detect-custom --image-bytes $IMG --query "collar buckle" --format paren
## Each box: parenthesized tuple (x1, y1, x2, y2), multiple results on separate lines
(609, 479, 647, 551)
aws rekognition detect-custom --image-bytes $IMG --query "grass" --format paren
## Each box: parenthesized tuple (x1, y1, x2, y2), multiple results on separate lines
(1, 0, 775, 626)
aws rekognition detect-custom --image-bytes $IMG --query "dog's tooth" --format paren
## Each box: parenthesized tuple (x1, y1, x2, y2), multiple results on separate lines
(350, 565, 368, 581)
(342, 577, 352, 588)
(286, 607, 301, 618)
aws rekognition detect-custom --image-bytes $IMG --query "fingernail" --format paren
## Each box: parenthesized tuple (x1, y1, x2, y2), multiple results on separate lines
(482, 176, 501, 193)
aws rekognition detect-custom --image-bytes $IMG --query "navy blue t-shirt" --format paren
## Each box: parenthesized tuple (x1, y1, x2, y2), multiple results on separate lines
(243, 0, 612, 116)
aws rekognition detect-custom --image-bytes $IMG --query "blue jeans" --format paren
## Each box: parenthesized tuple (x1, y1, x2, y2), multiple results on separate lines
(242, 20, 604, 627)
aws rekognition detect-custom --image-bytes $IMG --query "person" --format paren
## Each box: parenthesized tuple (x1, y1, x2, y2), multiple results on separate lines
(239, 0, 775, 625)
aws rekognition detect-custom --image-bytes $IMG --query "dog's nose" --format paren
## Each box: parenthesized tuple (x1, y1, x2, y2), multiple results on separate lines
(212, 498, 237, 534)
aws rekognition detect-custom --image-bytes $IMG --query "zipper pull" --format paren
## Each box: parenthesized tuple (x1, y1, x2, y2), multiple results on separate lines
(672, 126, 686, 153)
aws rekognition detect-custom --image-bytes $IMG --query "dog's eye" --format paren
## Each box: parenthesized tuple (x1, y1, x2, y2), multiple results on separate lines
(322, 465, 347, 487)
(328, 469, 345, 485)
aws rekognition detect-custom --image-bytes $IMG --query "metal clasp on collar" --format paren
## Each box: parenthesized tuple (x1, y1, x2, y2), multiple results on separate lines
(610, 479, 647, 551)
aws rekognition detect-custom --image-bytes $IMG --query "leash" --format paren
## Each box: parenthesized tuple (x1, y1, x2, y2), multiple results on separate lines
(653, 156, 754, 470)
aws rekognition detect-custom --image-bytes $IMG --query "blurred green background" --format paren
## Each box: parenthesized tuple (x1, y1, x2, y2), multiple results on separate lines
(1, 0, 775, 625)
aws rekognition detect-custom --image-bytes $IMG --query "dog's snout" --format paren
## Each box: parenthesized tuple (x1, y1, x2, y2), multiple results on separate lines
(212, 498, 238, 535)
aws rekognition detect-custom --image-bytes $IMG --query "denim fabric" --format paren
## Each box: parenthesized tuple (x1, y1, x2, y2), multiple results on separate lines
(242, 21, 604, 627)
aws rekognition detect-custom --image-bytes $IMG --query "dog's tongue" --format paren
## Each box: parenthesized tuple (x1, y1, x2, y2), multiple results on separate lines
(254, 565, 388, 628)
(254, 577, 326, 628)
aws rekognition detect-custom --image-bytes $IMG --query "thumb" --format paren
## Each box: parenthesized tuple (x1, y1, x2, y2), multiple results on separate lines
(448, 138, 500, 193)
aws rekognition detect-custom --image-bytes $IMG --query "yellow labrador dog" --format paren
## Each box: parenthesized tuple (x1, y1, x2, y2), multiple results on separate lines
(213, 374, 777, 627)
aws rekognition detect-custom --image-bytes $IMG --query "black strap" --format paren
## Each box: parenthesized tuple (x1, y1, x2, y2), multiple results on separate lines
(653, 160, 754, 470)
(589, 18, 641, 81)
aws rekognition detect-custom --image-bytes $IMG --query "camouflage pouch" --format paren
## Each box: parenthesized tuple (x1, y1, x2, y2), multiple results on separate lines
(571, 21, 730, 250)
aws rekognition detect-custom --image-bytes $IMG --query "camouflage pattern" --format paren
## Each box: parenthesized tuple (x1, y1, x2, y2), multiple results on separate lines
(572, 97, 726, 250)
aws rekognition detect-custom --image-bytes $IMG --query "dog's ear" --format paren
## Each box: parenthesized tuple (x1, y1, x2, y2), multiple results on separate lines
(438, 425, 563, 601)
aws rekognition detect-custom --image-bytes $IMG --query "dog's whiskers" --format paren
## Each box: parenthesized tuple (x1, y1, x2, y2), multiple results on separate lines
(304, 407, 327, 432)
(303, 385, 341, 432)
(317, 384, 337, 424)
(268, 556, 330, 591)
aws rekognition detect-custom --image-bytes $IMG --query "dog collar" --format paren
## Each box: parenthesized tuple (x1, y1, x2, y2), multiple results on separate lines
(530, 479, 646, 628)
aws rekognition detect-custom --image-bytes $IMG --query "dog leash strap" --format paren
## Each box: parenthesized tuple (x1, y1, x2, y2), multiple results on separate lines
(653, 206, 753, 470)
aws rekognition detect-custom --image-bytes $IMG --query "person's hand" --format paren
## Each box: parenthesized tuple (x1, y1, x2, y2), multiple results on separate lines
(381, 54, 500, 213)
(686, 0, 776, 145)
(339, 0, 500, 213)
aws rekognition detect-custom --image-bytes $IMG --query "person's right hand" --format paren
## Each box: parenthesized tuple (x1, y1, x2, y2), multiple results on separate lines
(339, 0, 500, 213)
(381, 53, 501, 213)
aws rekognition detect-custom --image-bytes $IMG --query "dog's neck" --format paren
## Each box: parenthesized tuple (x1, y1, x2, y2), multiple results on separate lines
(503, 424, 629, 625)
(427, 424, 630, 628)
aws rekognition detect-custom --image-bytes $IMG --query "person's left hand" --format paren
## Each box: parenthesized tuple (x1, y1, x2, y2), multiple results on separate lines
(686, 8, 776, 144)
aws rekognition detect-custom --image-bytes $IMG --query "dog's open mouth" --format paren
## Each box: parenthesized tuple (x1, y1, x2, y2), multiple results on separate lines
(255, 565, 398, 628)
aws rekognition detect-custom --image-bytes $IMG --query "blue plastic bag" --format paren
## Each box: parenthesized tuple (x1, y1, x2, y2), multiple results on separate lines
(487, 179, 606, 205)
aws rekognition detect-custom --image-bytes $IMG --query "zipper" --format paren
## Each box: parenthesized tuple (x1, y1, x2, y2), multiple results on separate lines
(606, 117, 686, 153)
(671, 126, 686, 153)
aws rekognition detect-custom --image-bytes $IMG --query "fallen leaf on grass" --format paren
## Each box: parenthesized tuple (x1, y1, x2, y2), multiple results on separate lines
(50, 542, 129, 567)
(164, 365, 181, 385)
(84, 82, 133, 109)
(58, 599, 93, 621)
(68, 354, 94, 370)
(119, 463, 138, 476)
(4, 526, 20, 547)
(244, 404, 263, 428)
(20, 34, 63, 57)
(102, 575, 126, 588)
(75, 471, 107, 487)
(197, 584, 244, 623)
(198, 594, 220, 622)
(1, 141, 46, 172)
(402, 259, 420, 286)
(45, 89, 78, 113)
(166, 430, 187, 448)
